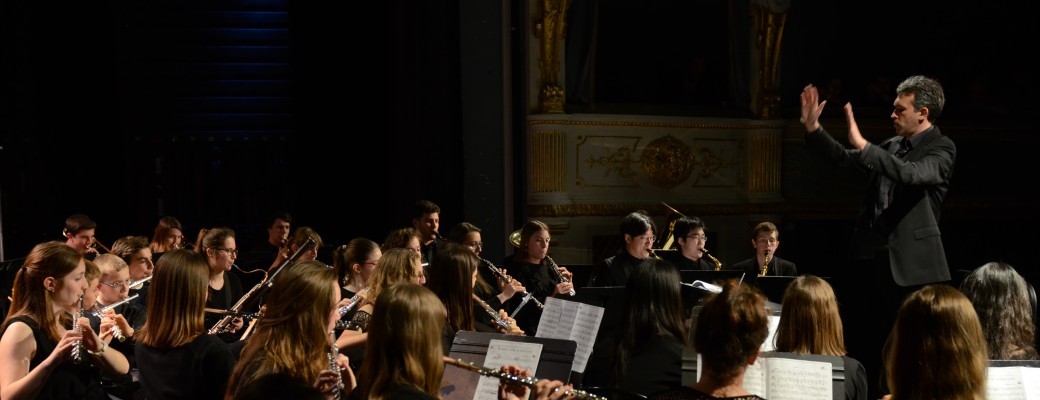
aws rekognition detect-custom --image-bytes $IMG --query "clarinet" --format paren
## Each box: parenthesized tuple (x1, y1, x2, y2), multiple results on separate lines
(92, 294, 140, 342)
(333, 289, 367, 330)
(544, 255, 575, 296)
(328, 331, 344, 399)
(71, 294, 85, 364)
(444, 357, 606, 400)
(478, 257, 544, 309)
(472, 294, 515, 332)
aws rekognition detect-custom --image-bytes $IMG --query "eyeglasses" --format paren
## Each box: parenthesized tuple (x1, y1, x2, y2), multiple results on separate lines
(464, 241, 483, 249)
(755, 238, 778, 245)
(636, 235, 656, 242)
(686, 235, 707, 241)
(100, 279, 133, 289)
(212, 247, 238, 256)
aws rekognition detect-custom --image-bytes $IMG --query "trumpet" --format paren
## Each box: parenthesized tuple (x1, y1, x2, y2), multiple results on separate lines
(477, 256, 543, 310)
(92, 294, 140, 342)
(444, 357, 605, 400)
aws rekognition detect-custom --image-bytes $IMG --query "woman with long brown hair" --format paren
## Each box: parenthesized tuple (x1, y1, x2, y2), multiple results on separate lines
(774, 275, 867, 400)
(135, 249, 236, 400)
(959, 261, 1038, 360)
(0, 241, 129, 400)
(502, 220, 573, 335)
(226, 260, 352, 399)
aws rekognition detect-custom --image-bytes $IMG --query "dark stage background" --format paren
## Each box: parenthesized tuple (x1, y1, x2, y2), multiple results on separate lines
(2, 0, 1040, 290)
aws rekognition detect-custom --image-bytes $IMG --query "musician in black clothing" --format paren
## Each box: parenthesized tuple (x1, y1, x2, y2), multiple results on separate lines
(64, 213, 99, 260)
(198, 227, 246, 343)
(658, 216, 717, 271)
(502, 220, 573, 335)
(728, 222, 797, 277)
(447, 222, 526, 313)
(587, 211, 656, 287)
(411, 200, 443, 267)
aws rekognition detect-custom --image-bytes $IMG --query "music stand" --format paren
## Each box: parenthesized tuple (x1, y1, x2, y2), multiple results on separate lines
(440, 330, 576, 400)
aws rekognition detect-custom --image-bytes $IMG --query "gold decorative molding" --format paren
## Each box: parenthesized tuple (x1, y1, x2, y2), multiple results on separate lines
(530, 130, 567, 192)
(641, 135, 693, 189)
(750, 0, 789, 119)
(689, 140, 742, 187)
(578, 135, 640, 185)
(747, 133, 781, 192)
(534, 0, 572, 114)
(529, 202, 858, 218)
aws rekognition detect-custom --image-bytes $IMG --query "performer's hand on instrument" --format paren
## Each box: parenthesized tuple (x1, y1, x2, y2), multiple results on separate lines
(557, 266, 573, 280)
(498, 365, 532, 400)
(554, 282, 573, 296)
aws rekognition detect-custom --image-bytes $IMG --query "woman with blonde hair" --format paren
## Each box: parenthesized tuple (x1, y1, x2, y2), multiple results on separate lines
(774, 275, 867, 400)
(883, 285, 987, 400)
(135, 249, 236, 400)
(226, 260, 352, 399)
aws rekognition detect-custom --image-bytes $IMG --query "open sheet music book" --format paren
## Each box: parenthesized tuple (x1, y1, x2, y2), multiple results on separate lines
(681, 280, 722, 293)
(987, 366, 1040, 400)
(697, 355, 831, 400)
(534, 297, 604, 373)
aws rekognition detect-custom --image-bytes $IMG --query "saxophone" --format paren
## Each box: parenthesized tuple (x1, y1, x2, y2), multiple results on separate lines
(705, 249, 723, 271)
(71, 294, 85, 364)
(759, 255, 772, 277)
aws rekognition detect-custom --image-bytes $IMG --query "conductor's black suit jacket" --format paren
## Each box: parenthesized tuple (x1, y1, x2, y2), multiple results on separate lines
(805, 125, 955, 286)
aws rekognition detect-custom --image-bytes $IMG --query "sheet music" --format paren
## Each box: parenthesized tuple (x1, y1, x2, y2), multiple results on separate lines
(740, 357, 831, 400)
(986, 367, 1040, 400)
(760, 315, 780, 352)
(567, 302, 604, 373)
(764, 358, 831, 400)
(472, 340, 544, 400)
(534, 297, 604, 373)
(535, 297, 563, 339)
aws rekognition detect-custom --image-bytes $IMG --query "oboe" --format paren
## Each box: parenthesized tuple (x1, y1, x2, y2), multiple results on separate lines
(92, 294, 140, 342)
(545, 255, 575, 296)
(478, 257, 543, 309)
(443, 357, 606, 400)
(71, 294, 85, 364)
(328, 331, 344, 399)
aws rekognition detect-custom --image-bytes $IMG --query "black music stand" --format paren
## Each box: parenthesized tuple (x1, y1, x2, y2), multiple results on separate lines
(440, 330, 577, 400)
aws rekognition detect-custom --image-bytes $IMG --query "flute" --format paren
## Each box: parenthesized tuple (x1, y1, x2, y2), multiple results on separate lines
(92, 294, 140, 342)
(443, 357, 606, 400)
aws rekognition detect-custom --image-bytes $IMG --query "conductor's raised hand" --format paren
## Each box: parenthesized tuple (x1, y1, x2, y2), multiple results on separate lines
(844, 102, 868, 150)
(800, 84, 825, 132)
